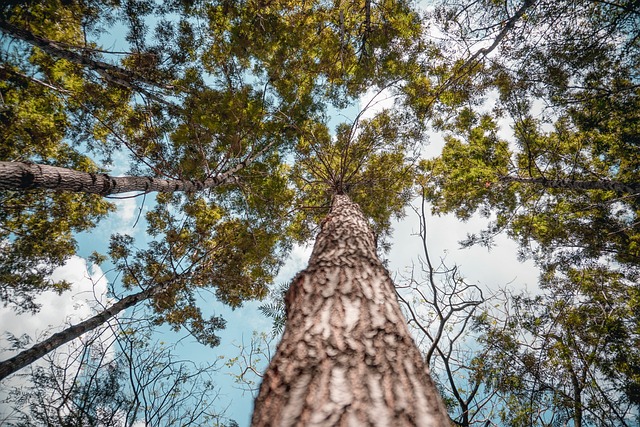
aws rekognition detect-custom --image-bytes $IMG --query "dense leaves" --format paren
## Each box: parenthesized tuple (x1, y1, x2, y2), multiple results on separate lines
(0, 66, 114, 311)
(2, 0, 639, 424)
(290, 109, 422, 245)
(417, 0, 640, 424)
(0, 0, 429, 305)
(420, 0, 640, 279)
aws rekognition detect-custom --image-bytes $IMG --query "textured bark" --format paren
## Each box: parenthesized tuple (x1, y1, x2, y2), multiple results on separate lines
(252, 195, 449, 426)
(499, 175, 640, 194)
(0, 283, 167, 381)
(0, 161, 238, 195)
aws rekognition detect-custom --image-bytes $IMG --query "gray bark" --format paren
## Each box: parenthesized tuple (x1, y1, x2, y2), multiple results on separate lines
(252, 195, 449, 426)
(0, 161, 237, 195)
(0, 283, 167, 381)
(499, 175, 640, 194)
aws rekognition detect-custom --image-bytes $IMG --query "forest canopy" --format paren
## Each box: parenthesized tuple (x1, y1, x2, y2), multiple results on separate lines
(0, 0, 638, 425)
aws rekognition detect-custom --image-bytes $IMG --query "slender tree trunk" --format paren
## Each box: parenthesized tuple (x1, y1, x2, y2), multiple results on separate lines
(570, 368, 583, 427)
(0, 161, 238, 195)
(499, 175, 640, 194)
(252, 194, 449, 426)
(0, 283, 166, 381)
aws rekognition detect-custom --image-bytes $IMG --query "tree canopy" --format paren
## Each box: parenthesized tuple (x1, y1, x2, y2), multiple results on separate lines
(415, 0, 640, 424)
(1, 0, 639, 425)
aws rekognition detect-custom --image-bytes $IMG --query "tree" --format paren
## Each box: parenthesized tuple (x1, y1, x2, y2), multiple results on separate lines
(420, 0, 640, 275)
(0, 0, 428, 312)
(404, 1, 640, 424)
(0, 276, 172, 381)
(396, 188, 495, 426)
(0, 186, 289, 379)
(0, 4, 456, 426)
(252, 193, 449, 426)
(0, 156, 252, 195)
(196, 87, 451, 423)
(0, 7, 311, 395)
(474, 265, 640, 426)
(1, 312, 230, 427)
(420, 105, 640, 277)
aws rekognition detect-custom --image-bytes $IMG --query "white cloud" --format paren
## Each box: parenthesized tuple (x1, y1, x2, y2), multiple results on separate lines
(0, 256, 109, 348)
(358, 87, 396, 122)
(104, 193, 144, 236)
(0, 256, 114, 421)
(105, 149, 133, 177)
(387, 204, 539, 295)
(274, 243, 313, 284)
(112, 195, 138, 225)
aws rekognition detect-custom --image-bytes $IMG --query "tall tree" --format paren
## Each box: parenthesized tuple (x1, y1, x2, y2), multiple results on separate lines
(252, 193, 449, 426)
(0, 0, 456, 423)
(0, 276, 174, 381)
(475, 265, 640, 426)
(408, 0, 640, 424)
(0, 0, 304, 338)
(419, 0, 640, 275)
(0, 0, 426, 313)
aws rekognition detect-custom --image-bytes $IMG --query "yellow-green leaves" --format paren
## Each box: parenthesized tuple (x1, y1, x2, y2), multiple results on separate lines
(0, 0, 434, 345)
(476, 264, 640, 421)
(0, 186, 113, 312)
(110, 190, 285, 345)
(291, 109, 420, 242)
(201, 0, 424, 108)
(419, 111, 511, 220)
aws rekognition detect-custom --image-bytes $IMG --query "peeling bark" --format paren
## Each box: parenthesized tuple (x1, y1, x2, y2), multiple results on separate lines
(252, 195, 449, 426)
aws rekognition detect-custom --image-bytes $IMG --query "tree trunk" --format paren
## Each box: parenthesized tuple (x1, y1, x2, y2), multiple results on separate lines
(0, 161, 237, 195)
(252, 194, 449, 426)
(499, 175, 640, 194)
(0, 284, 165, 381)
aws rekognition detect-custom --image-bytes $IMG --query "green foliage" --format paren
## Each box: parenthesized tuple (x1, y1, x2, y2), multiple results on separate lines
(0, 8, 435, 390)
(419, 0, 640, 275)
(0, 188, 112, 312)
(202, 0, 424, 108)
(419, 110, 511, 220)
(2, 0, 637, 424)
(475, 265, 640, 425)
(291, 109, 421, 243)
(0, 71, 114, 312)
(409, 1, 640, 424)
(108, 189, 289, 346)
(421, 99, 640, 275)
(258, 281, 290, 335)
